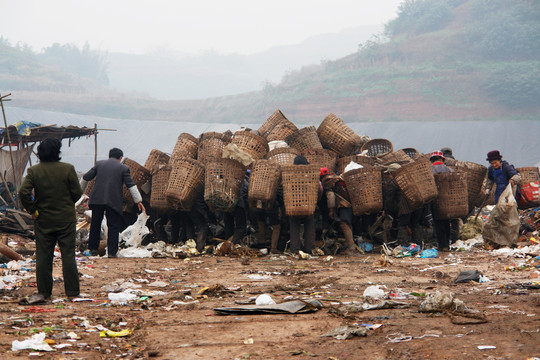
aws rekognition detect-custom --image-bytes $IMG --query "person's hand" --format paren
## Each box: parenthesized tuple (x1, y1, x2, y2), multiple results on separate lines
(137, 202, 146, 213)
(509, 179, 515, 186)
(484, 188, 491, 195)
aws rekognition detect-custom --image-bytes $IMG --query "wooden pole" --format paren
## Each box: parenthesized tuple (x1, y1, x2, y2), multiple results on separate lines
(94, 123, 98, 165)
(0, 93, 18, 192)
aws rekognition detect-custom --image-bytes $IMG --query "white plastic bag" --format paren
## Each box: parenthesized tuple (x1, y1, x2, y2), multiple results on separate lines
(344, 161, 363, 174)
(12, 332, 54, 352)
(482, 184, 519, 247)
(255, 294, 276, 305)
(363, 285, 385, 300)
(120, 211, 150, 248)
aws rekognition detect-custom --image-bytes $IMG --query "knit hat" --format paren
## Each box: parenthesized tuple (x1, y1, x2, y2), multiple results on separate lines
(429, 151, 445, 161)
(320, 167, 329, 177)
(486, 150, 502, 162)
(440, 147, 453, 157)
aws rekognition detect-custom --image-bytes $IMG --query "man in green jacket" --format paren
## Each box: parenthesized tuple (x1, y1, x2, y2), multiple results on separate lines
(19, 138, 83, 300)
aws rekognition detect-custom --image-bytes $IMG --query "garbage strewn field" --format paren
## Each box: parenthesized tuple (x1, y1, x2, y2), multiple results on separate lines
(1, 244, 539, 359)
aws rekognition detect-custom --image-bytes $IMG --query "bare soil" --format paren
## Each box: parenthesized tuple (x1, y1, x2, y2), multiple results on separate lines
(1, 249, 539, 360)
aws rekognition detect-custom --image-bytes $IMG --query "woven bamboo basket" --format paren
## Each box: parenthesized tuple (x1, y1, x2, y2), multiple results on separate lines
(285, 126, 323, 152)
(204, 158, 246, 212)
(248, 160, 281, 211)
(432, 172, 469, 220)
(122, 158, 152, 205)
(317, 113, 363, 156)
(516, 167, 540, 183)
(343, 167, 383, 216)
(265, 121, 298, 142)
(84, 178, 95, 197)
(265, 147, 301, 166)
(377, 150, 412, 166)
(360, 138, 393, 157)
(336, 155, 376, 175)
(171, 133, 198, 161)
(197, 132, 231, 163)
(231, 131, 270, 160)
(392, 158, 438, 208)
(144, 149, 170, 174)
(165, 158, 205, 210)
(150, 164, 172, 212)
(455, 161, 487, 210)
(401, 148, 418, 159)
(301, 148, 338, 173)
(281, 164, 320, 216)
(258, 109, 291, 140)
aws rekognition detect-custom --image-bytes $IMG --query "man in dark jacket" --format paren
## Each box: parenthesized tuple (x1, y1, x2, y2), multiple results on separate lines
(19, 138, 82, 299)
(81, 148, 145, 257)
(430, 151, 453, 251)
(484, 150, 521, 203)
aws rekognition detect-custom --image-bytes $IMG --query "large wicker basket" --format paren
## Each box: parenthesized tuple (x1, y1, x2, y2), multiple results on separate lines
(401, 148, 418, 159)
(265, 147, 300, 166)
(150, 164, 172, 213)
(392, 158, 438, 208)
(285, 126, 323, 152)
(84, 178, 95, 197)
(265, 121, 298, 142)
(171, 133, 198, 161)
(360, 138, 393, 157)
(197, 132, 231, 163)
(377, 150, 412, 166)
(122, 158, 152, 205)
(336, 155, 376, 175)
(258, 109, 290, 140)
(281, 164, 320, 216)
(455, 161, 487, 210)
(516, 167, 540, 183)
(144, 149, 170, 175)
(231, 131, 269, 160)
(317, 113, 363, 156)
(342, 167, 383, 216)
(301, 148, 338, 173)
(165, 158, 205, 210)
(432, 172, 469, 220)
(204, 158, 246, 212)
(248, 160, 281, 211)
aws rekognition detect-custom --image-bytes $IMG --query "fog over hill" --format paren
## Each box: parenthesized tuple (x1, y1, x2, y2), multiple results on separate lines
(107, 26, 380, 100)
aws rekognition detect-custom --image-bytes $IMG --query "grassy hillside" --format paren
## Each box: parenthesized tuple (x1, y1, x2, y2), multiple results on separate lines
(2, 0, 540, 123)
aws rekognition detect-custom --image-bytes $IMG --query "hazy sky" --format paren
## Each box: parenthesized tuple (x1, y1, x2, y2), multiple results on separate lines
(1, 0, 402, 55)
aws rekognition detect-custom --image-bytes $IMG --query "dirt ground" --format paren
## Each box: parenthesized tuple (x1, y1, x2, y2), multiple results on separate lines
(1, 247, 539, 360)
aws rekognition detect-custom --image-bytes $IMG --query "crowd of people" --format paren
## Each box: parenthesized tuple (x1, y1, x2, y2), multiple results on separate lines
(18, 135, 523, 300)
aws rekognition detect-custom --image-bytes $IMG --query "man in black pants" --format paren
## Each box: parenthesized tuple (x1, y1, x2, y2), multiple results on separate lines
(81, 148, 145, 257)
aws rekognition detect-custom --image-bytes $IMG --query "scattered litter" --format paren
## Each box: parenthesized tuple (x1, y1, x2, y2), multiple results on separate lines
(255, 294, 276, 305)
(12, 332, 54, 352)
(420, 249, 438, 258)
(386, 333, 412, 343)
(99, 329, 132, 338)
(321, 325, 367, 340)
(454, 270, 482, 283)
(363, 285, 385, 300)
(214, 299, 322, 315)
(477, 345, 496, 350)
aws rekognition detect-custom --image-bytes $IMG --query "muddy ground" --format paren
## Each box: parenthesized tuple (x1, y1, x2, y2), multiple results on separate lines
(1, 248, 539, 360)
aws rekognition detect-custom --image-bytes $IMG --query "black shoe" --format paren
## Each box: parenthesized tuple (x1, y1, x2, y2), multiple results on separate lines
(108, 254, 118, 258)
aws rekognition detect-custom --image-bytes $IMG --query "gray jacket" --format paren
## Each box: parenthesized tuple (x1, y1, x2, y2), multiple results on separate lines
(82, 158, 142, 214)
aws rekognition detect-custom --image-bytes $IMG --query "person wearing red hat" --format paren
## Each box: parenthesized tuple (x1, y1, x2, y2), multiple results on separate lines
(484, 150, 521, 203)
(430, 150, 454, 252)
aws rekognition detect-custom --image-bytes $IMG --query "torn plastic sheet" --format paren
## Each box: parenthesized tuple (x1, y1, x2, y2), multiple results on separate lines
(321, 325, 368, 340)
(214, 299, 322, 315)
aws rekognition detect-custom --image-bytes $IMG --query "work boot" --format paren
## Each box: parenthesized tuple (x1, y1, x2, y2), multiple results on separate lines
(340, 222, 359, 256)
(270, 224, 281, 254)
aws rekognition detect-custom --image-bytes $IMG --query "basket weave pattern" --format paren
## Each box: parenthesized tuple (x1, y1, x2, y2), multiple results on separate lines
(285, 126, 323, 152)
(361, 138, 393, 157)
(265, 147, 300, 166)
(197, 132, 231, 163)
(401, 148, 418, 159)
(516, 167, 540, 183)
(150, 165, 172, 212)
(336, 155, 376, 174)
(258, 109, 290, 140)
(343, 167, 383, 215)
(378, 150, 412, 165)
(301, 148, 338, 172)
(281, 165, 319, 216)
(231, 131, 270, 160)
(171, 133, 198, 161)
(248, 160, 281, 211)
(165, 158, 205, 210)
(204, 159, 246, 212)
(432, 172, 469, 220)
(265, 121, 298, 142)
(122, 158, 152, 205)
(317, 113, 361, 156)
(144, 149, 170, 174)
(392, 158, 438, 208)
(456, 161, 487, 210)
